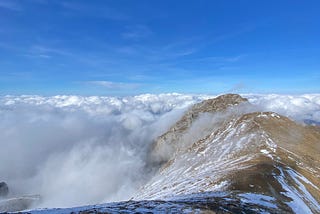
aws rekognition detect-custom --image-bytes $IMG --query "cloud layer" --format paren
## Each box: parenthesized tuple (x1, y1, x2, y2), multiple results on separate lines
(246, 94, 320, 124)
(0, 93, 319, 209)
(0, 93, 209, 208)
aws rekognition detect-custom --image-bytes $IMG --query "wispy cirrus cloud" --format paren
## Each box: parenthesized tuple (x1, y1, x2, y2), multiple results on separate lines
(114, 38, 198, 62)
(177, 54, 246, 64)
(23, 54, 52, 59)
(87, 81, 141, 90)
(60, 1, 129, 21)
(0, 0, 22, 11)
(19, 45, 73, 59)
(29, 45, 72, 56)
(122, 25, 153, 40)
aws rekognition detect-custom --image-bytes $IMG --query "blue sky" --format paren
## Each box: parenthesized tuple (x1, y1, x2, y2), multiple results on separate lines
(0, 0, 319, 95)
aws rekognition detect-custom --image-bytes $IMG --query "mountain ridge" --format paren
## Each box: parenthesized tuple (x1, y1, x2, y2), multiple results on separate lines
(135, 94, 320, 213)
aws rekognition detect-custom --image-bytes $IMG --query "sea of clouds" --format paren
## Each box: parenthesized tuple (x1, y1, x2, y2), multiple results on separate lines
(0, 93, 319, 209)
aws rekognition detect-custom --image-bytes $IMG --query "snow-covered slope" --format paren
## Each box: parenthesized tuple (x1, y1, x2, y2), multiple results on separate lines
(134, 94, 320, 213)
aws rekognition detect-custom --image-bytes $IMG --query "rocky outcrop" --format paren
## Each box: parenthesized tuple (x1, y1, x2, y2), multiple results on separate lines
(0, 182, 8, 198)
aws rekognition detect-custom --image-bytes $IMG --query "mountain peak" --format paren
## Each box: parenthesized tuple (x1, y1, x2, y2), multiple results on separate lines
(191, 93, 248, 112)
(149, 94, 248, 164)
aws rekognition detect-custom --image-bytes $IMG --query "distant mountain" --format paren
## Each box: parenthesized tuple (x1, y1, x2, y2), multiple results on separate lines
(4, 94, 320, 213)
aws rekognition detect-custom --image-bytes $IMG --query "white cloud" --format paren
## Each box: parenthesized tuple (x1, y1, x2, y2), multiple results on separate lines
(245, 94, 320, 124)
(0, 93, 319, 209)
(0, 93, 209, 208)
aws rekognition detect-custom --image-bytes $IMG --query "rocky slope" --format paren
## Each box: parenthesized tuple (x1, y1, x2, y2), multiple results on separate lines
(135, 94, 320, 213)
(149, 94, 249, 165)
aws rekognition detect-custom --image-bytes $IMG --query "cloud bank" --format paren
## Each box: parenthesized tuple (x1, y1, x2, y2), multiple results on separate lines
(246, 94, 320, 124)
(0, 93, 209, 208)
(0, 93, 319, 209)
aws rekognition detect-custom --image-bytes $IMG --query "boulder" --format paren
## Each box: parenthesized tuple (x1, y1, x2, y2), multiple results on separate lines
(0, 182, 8, 197)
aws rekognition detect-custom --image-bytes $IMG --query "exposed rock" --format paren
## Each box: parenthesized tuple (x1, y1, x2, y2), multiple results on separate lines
(0, 182, 8, 198)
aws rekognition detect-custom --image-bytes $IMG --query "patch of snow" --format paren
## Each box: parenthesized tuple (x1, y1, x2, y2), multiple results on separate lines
(276, 167, 320, 214)
(271, 113, 281, 118)
(257, 113, 269, 118)
(238, 193, 278, 209)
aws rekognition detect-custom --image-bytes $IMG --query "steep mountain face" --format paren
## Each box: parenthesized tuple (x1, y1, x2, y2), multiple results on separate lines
(135, 94, 320, 213)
